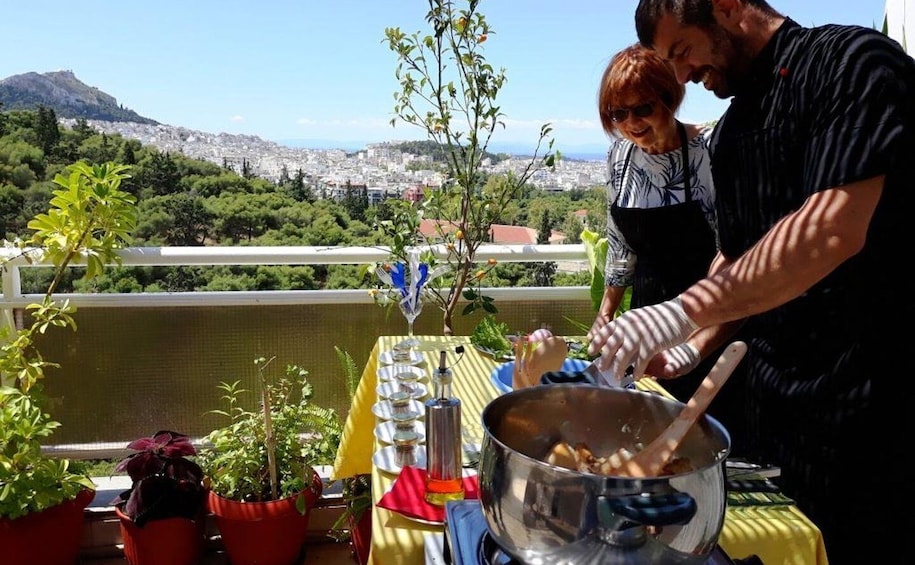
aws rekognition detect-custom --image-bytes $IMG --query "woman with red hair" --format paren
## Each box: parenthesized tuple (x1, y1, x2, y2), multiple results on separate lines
(589, 44, 745, 449)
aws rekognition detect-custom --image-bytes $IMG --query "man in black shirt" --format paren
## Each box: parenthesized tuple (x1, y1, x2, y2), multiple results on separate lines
(587, 1, 915, 562)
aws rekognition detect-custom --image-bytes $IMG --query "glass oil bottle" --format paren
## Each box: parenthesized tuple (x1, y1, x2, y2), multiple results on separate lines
(424, 350, 464, 505)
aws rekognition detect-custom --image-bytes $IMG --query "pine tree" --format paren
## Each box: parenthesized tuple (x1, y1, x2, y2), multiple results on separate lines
(532, 211, 557, 286)
(34, 105, 61, 157)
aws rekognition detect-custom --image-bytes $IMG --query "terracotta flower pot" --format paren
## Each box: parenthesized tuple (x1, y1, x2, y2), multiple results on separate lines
(207, 472, 323, 565)
(349, 509, 372, 565)
(0, 488, 95, 565)
(115, 505, 206, 565)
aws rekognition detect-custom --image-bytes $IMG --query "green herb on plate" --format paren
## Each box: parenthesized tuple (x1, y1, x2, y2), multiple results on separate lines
(470, 315, 513, 360)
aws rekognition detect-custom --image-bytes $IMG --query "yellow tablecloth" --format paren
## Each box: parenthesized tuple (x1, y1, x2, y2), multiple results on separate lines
(332, 336, 828, 565)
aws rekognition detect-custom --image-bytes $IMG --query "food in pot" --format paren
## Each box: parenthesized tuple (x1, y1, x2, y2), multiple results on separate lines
(546, 440, 693, 476)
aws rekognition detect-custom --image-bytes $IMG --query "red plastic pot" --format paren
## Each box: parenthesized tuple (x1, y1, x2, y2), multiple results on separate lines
(0, 488, 95, 565)
(115, 505, 206, 565)
(207, 472, 323, 565)
(349, 509, 372, 565)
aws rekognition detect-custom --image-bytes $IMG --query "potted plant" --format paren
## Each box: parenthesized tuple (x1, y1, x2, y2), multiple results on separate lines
(331, 472, 372, 565)
(0, 161, 138, 565)
(110, 430, 208, 565)
(329, 346, 372, 564)
(381, 0, 557, 335)
(197, 356, 344, 565)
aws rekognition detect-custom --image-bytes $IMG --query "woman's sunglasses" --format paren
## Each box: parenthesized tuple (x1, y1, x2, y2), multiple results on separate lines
(609, 102, 654, 123)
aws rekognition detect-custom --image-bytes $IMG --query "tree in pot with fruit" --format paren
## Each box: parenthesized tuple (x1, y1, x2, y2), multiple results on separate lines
(0, 162, 138, 565)
(379, 0, 558, 336)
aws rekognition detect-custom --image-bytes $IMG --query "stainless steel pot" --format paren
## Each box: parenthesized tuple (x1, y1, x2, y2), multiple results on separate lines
(478, 384, 730, 564)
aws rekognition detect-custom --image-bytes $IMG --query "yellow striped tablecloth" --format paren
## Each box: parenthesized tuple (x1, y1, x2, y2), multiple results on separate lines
(332, 336, 828, 565)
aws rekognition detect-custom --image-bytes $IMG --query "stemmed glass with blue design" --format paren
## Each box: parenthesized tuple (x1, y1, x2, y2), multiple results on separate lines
(399, 292, 423, 349)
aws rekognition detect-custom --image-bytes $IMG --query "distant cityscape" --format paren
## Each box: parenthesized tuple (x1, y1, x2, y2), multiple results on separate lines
(60, 119, 608, 199)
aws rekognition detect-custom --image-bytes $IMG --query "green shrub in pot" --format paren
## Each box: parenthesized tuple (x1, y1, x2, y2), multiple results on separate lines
(197, 356, 344, 507)
(0, 162, 137, 565)
(197, 356, 346, 565)
(0, 162, 137, 518)
(0, 387, 96, 518)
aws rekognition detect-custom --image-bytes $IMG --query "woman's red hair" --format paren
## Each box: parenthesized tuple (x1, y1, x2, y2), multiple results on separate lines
(597, 43, 685, 137)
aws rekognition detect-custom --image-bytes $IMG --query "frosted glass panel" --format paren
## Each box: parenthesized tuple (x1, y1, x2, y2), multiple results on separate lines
(35, 299, 593, 445)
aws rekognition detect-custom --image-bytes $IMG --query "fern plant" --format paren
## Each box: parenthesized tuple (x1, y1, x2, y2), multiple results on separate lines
(330, 346, 372, 548)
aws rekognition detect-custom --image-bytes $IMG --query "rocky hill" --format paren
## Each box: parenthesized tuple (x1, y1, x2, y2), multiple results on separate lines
(0, 70, 158, 125)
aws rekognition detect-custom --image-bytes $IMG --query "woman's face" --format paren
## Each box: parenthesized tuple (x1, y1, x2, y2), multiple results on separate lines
(610, 94, 677, 154)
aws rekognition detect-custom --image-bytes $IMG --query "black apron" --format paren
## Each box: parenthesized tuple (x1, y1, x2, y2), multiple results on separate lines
(608, 123, 749, 453)
(609, 122, 716, 309)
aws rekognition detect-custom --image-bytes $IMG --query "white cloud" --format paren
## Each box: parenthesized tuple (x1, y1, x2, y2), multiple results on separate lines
(295, 117, 390, 129)
(503, 117, 600, 131)
(229, 115, 245, 122)
(550, 118, 601, 131)
(287, 115, 607, 146)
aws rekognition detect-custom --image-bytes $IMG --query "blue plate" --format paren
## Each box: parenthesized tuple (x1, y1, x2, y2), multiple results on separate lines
(490, 358, 589, 394)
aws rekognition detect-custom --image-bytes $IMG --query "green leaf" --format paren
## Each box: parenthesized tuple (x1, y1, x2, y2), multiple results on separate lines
(581, 229, 609, 313)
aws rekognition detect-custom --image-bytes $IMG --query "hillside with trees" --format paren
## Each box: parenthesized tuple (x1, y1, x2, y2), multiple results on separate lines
(0, 70, 158, 124)
(0, 104, 604, 296)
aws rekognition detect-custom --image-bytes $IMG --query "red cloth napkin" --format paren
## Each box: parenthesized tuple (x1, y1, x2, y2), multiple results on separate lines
(377, 465, 479, 523)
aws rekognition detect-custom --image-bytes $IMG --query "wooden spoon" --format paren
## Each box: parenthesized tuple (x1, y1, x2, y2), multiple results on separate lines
(612, 341, 748, 478)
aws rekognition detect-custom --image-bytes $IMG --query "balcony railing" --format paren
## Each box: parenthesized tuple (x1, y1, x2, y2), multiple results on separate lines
(1, 243, 594, 457)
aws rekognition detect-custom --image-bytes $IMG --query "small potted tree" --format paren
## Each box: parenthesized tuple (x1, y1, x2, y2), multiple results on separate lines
(197, 356, 344, 565)
(0, 161, 138, 565)
(381, 0, 557, 335)
(110, 430, 208, 565)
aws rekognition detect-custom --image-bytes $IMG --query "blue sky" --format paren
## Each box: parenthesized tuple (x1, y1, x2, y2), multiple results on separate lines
(0, 1, 891, 153)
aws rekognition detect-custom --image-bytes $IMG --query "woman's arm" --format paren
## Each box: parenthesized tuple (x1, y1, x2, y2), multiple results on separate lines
(589, 285, 627, 340)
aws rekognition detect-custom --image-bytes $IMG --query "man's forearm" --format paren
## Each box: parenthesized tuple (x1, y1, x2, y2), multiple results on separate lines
(682, 178, 881, 328)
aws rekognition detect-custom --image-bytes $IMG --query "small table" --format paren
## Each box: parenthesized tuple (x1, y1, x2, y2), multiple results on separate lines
(332, 336, 828, 565)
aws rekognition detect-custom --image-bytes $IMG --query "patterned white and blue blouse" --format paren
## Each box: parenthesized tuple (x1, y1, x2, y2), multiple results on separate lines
(603, 125, 718, 287)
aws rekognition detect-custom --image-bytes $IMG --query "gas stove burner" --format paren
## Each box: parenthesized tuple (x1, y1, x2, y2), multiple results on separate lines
(479, 531, 520, 565)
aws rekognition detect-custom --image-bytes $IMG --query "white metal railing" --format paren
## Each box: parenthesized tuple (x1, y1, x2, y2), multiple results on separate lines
(0, 243, 592, 309)
(3, 243, 593, 459)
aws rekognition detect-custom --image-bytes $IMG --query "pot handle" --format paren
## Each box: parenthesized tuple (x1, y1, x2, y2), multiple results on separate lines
(597, 492, 697, 528)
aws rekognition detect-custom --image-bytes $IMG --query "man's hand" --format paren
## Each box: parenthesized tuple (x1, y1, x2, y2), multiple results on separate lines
(588, 297, 698, 379)
(646, 343, 701, 379)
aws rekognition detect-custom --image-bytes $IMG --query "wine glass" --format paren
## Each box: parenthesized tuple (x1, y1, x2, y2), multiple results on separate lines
(399, 294, 423, 348)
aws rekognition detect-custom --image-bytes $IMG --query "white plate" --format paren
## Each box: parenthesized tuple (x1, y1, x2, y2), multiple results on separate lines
(377, 381, 428, 400)
(375, 420, 427, 444)
(373, 444, 427, 474)
(472, 344, 514, 361)
(379, 349, 424, 366)
(372, 398, 426, 420)
(376, 364, 426, 382)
